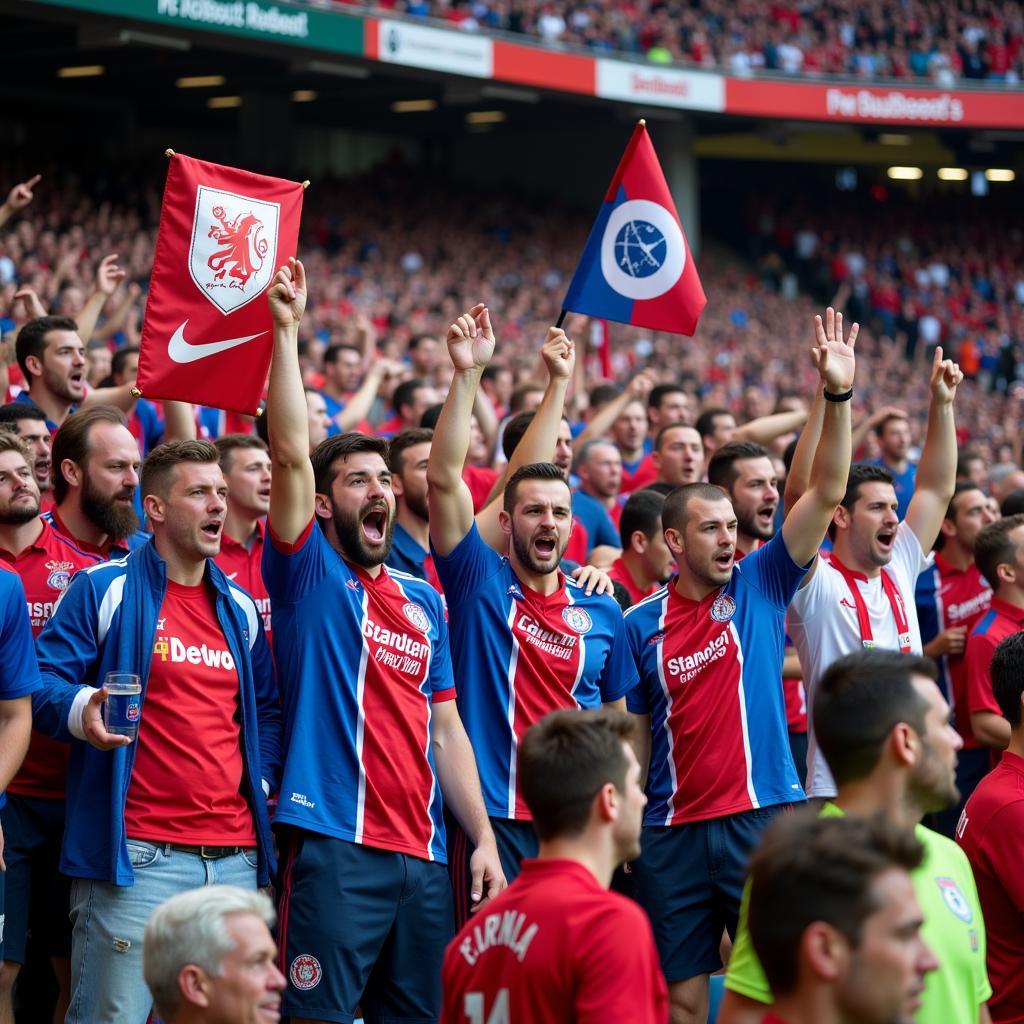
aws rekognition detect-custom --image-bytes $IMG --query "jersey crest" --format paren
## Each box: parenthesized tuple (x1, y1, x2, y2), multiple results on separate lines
(562, 605, 594, 635)
(290, 954, 322, 990)
(402, 601, 430, 632)
(936, 877, 973, 923)
(710, 594, 736, 622)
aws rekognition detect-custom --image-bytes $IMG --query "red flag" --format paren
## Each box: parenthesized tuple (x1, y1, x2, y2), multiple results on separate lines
(562, 121, 705, 335)
(137, 154, 303, 414)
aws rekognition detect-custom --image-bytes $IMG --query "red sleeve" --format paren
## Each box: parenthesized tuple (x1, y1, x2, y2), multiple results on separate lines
(982, 802, 1024, 910)
(268, 517, 315, 555)
(965, 633, 1000, 715)
(574, 904, 669, 1023)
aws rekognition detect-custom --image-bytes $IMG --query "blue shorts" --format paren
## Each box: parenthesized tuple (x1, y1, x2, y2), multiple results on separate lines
(633, 804, 791, 981)
(276, 830, 454, 1023)
(0, 794, 72, 963)
(446, 813, 537, 926)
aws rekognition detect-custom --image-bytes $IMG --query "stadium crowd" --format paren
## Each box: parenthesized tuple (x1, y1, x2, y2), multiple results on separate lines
(0, 162, 1022, 1024)
(329, 0, 1024, 83)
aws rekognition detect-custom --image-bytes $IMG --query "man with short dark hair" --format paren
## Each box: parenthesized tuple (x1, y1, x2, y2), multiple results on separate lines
(625, 309, 856, 1024)
(607, 489, 672, 606)
(11, 315, 134, 432)
(963, 513, 1024, 752)
(407, 334, 441, 383)
(263, 261, 501, 1024)
(957, 631, 1024, 1024)
(873, 411, 916, 519)
(721, 650, 991, 1024)
(0, 404, 52, 501)
(695, 407, 736, 459)
(746, 813, 934, 1024)
(214, 435, 273, 641)
(386, 426, 441, 591)
(441, 709, 667, 1023)
(428, 303, 638, 904)
(378, 378, 438, 439)
(787, 325, 964, 800)
(31, 439, 282, 1022)
(652, 423, 703, 489)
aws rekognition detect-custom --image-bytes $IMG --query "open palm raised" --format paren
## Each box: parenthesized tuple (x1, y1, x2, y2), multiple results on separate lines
(447, 303, 495, 372)
(812, 306, 857, 393)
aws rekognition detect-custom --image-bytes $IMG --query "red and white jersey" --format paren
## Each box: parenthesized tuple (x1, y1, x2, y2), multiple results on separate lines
(442, 858, 668, 1024)
(1, 517, 113, 800)
(788, 522, 928, 798)
(214, 518, 272, 643)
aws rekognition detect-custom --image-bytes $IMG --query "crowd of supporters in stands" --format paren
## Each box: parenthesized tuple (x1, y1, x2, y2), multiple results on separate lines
(329, 0, 1024, 83)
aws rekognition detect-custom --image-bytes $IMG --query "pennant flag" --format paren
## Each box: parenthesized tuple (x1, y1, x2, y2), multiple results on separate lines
(137, 154, 304, 414)
(562, 121, 705, 336)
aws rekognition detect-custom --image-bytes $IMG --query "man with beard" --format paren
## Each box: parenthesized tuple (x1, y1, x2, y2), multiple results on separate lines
(0, 404, 52, 508)
(30, 439, 282, 1022)
(10, 316, 137, 433)
(721, 650, 991, 1024)
(744, 813, 936, 1024)
(427, 303, 638, 907)
(786, 320, 963, 803)
(214, 435, 273, 642)
(262, 260, 502, 1024)
(0, 409, 147, 1022)
(623, 308, 856, 1024)
(441, 710, 667, 1024)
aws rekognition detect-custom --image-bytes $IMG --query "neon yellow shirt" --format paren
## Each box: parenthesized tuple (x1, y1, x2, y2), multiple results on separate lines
(725, 803, 992, 1023)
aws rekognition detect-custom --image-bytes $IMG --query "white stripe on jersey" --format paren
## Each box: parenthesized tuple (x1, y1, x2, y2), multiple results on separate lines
(651, 592, 678, 827)
(565, 587, 587, 704)
(504, 600, 522, 819)
(353, 587, 371, 845)
(393, 575, 437, 861)
(730, 621, 760, 809)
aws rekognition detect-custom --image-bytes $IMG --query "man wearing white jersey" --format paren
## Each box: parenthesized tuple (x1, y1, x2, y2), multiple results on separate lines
(785, 311, 963, 798)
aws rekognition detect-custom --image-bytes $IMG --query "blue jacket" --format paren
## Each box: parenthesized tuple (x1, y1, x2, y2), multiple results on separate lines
(32, 541, 282, 887)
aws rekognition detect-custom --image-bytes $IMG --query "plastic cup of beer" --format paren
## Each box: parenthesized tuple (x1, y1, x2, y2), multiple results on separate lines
(103, 673, 142, 740)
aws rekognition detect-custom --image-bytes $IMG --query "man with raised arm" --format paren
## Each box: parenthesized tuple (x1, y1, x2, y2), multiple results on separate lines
(262, 261, 502, 1024)
(427, 304, 638, 910)
(624, 308, 857, 1024)
(785, 309, 963, 800)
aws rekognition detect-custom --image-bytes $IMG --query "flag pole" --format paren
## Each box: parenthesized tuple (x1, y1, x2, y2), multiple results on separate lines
(555, 309, 567, 329)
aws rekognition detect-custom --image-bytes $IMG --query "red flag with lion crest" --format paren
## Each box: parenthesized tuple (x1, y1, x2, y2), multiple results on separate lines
(137, 154, 303, 414)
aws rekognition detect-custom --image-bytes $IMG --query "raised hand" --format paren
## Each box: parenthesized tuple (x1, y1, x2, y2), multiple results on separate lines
(446, 303, 495, 373)
(627, 369, 658, 402)
(4, 174, 40, 212)
(540, 326, 575, 382)
(95, 253, 127, 296)
(930, 345, 963, 405)
(268, 257, 307, 328)
(12, 286, 46, 320)
(811, 306, 858, 393)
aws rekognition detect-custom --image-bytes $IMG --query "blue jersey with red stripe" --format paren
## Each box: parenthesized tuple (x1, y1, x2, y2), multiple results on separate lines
(264, 520, 454, 863)
(625, 532, 807, 826)
(434, 524, 638, 821)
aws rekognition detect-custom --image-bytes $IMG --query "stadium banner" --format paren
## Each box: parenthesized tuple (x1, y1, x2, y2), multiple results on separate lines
(137, 154, 304, 415)
(31, 0, 363, 56)
(374, 19, 493, 77)
(595, 60, 725, 112)
(725, 79, 1024, 129)
(562, 121, 706, 336)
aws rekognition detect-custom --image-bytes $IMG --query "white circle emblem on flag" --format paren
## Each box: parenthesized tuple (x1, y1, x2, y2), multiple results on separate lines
(600, 199, 686, 301)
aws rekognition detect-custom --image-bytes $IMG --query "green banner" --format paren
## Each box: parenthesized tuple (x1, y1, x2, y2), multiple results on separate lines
(31, 0, 363, 55)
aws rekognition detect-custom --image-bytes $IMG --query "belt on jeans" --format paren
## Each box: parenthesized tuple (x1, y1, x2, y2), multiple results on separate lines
(167, 844, 254, 860)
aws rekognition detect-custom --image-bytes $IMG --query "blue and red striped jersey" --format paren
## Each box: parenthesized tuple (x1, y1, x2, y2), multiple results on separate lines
(625, 533, 807, 825)
(434, 524, 638, 821)
(264, 519, 454, 863)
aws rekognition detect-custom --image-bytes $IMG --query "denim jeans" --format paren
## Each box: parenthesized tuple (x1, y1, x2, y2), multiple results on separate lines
(66, 840, 257, 1023)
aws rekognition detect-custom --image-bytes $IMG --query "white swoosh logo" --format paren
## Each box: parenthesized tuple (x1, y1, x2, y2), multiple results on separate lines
(168, 320, 265, 364)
